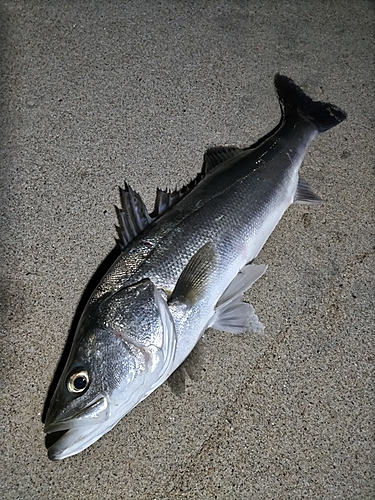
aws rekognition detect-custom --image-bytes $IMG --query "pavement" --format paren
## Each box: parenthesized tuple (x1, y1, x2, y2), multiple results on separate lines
(1, 1, 374, 498)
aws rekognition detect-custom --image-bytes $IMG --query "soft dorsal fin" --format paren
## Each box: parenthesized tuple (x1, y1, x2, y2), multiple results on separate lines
(155, 145, 245, 216)
(203, 146, 244, 174)
(115, 183, 153, 250)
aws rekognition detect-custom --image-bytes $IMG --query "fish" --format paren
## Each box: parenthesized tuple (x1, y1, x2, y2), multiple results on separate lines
(44, 74, 346, 460)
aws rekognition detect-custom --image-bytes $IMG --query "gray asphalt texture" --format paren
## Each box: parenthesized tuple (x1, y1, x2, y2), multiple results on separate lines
(1, 1, 374, 499)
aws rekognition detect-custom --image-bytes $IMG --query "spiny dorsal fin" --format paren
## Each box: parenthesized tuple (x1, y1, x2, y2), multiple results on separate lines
(203, 145, 244, 174)
(115, 182, 153, 250)
(115, 177, 205, 250)
(150, 172, 204, 219)
(116, 146, 245, 250)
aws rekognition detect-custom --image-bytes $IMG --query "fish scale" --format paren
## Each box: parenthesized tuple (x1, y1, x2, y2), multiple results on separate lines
(126, 121, 311, 293)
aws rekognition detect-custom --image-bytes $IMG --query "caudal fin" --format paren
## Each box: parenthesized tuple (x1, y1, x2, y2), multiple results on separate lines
(275, 74, 346, 133)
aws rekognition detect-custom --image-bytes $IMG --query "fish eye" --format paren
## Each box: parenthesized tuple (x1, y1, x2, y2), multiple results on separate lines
(67, 370, 89, 393)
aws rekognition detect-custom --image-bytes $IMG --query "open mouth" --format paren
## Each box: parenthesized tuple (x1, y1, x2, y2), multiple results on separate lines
(45, 426, 74, 461)
(44, 396, 111, 460)
(45, 429, 69, 453)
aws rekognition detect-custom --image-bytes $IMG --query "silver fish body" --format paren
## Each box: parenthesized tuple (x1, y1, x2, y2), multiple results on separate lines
(44, 75, 346, 460)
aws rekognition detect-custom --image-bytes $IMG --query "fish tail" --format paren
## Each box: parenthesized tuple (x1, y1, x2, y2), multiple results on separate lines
(275, 74, 347, 133)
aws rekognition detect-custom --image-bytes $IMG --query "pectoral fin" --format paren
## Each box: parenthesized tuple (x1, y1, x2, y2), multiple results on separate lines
(169, 242, 217, 305)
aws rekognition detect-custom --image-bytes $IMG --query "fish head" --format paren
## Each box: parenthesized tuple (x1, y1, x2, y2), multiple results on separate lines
(45, 278, 176, 460)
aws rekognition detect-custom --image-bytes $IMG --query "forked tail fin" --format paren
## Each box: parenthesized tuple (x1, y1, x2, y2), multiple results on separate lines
(275, 74, 347, 133)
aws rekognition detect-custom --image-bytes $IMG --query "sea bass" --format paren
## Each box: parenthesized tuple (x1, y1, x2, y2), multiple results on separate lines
(44, 75, 346, 460)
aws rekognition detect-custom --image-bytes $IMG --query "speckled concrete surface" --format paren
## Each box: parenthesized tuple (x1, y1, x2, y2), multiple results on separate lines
(1, 1, 374, 498)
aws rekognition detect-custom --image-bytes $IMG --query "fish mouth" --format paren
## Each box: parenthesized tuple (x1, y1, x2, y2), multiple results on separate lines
(45, 396, 110, 460)
(46, 426, 105, 461)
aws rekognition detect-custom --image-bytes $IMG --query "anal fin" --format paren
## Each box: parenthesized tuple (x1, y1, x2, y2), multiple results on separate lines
(294, 177, 322, 205)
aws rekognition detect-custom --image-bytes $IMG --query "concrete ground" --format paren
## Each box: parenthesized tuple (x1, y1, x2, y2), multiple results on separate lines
(1, 1, 374, 498)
